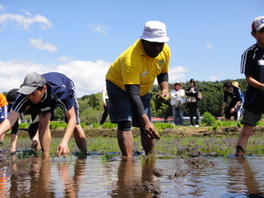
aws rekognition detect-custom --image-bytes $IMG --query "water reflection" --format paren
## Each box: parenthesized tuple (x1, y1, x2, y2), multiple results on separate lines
(111, 156, 159, 198)
(1, 155, 264, 197)
(0, 156, 87, 198)
(227, 157, 262, 196)
(56, 158, 86, 198)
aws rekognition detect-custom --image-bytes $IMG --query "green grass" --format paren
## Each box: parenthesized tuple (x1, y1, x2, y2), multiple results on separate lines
(4, 130, 264, 159)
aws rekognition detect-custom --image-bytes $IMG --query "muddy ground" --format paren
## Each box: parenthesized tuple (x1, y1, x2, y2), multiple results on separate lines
(15, 126, 264, 138)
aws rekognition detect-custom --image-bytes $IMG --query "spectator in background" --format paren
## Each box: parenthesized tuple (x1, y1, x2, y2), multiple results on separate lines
(186, 79, 201, 127)
(221, 81, 244, 121)
(0, 93, 8, 145)
(99, 88, 109, 125)
(170, 82, 185, 125)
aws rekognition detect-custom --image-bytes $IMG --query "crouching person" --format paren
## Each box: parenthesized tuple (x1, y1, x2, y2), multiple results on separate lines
(0, 72, 87, 159)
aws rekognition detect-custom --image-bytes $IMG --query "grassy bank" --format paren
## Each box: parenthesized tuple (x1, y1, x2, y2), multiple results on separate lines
(3, 131, 264, 159)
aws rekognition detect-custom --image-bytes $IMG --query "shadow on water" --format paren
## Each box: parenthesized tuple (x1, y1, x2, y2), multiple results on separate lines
(1, 153, 264, 197)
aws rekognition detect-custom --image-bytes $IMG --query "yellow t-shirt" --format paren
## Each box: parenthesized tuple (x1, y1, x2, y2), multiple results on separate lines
(106, 40, 170, 96)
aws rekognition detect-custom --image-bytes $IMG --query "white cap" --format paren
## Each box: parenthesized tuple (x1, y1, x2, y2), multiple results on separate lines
(139, 21, 170, 43)
(252, 16, 264, 31)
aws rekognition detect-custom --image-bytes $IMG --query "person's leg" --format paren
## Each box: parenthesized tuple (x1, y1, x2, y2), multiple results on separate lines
(225, 106, 232, 121)
(117, 129, 133, 158)
(234, 111, 238, 121)
(100, 106, 109, 125)
(73, 125, 87, 153)
(106, 80, 133, 159)
(0, 133, 4, 143)
(175, 107, 180, 125)
(38, 112, 52, 159)
(178, 108, 184, 126)
(236, 109, 261, 156)
(236, 124, 253, 156)
(172, 105, 177, 125)
(28, 114, 41, 151)
(188, 105, 194, 126)
(10, 134, 18, 153)
(10, 119, 19, 153)
(195, 107, 201, 125)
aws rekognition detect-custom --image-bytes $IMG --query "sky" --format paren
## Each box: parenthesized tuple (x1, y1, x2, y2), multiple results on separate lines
(0, 0, 263, 97)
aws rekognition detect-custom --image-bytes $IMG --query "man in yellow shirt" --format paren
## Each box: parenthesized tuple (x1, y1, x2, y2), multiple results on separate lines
(106, 21, 170, 159)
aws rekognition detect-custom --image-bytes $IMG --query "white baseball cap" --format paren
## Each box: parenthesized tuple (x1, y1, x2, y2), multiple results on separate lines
(252, 16, 264, 31)
(139, 21, 170, 43)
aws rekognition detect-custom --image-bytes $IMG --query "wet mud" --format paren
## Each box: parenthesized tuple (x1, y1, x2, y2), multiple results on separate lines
(1, 126, 264, 197)
(15, 125, 243, 139)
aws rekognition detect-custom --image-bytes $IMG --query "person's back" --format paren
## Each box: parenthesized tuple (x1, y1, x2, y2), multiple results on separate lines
(0, 93, 8, 123)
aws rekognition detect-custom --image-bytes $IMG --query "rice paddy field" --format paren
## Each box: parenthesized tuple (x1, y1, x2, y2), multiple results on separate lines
(1, 126, 264, 197)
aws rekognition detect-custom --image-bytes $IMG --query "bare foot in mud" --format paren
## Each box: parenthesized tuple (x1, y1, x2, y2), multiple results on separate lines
(9, 151, 16, 155)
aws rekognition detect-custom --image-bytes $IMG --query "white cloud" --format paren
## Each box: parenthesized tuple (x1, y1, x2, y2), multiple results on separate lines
(0, 5, 7, 12)
(58, 56, 72, 62)
(0, 12, 53, 30)
(0, 60, 189, 97)
(168, 66, 188, 83)
(89, 23, 109, 34)
(21, 9, 31, 17)
(28, 38, 57, 52)
(209, 73, 224, 81)
(206, 43, 213, 50)
(0, 59, 111, 97)
(56, 60, 110, 96)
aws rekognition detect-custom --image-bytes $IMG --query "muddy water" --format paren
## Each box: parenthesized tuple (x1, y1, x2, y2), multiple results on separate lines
(0, 154, 264, 197)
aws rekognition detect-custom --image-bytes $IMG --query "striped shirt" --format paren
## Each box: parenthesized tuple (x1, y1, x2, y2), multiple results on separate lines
(240, 44, 264, 112)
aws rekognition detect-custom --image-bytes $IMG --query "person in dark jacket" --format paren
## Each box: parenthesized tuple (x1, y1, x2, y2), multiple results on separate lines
(186, 79, 201, 127)
(221, 81, 244, 121)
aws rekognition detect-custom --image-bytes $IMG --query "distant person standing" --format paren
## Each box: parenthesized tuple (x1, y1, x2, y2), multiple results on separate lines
(186, 79, 201, 127)
(236, 16, 264, 157)
(99, 88, 109, 125)
(221, 81, 244, 121)
(170, 82, 185, 125)
(106, 21, 170, 159)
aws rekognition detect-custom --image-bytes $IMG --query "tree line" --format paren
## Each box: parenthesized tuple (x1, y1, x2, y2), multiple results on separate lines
(75, 78, 247, 124)
(3, 79, 247, 125)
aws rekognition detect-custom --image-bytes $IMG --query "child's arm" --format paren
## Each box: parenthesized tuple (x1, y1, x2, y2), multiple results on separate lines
(246, 75, 264, 90)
